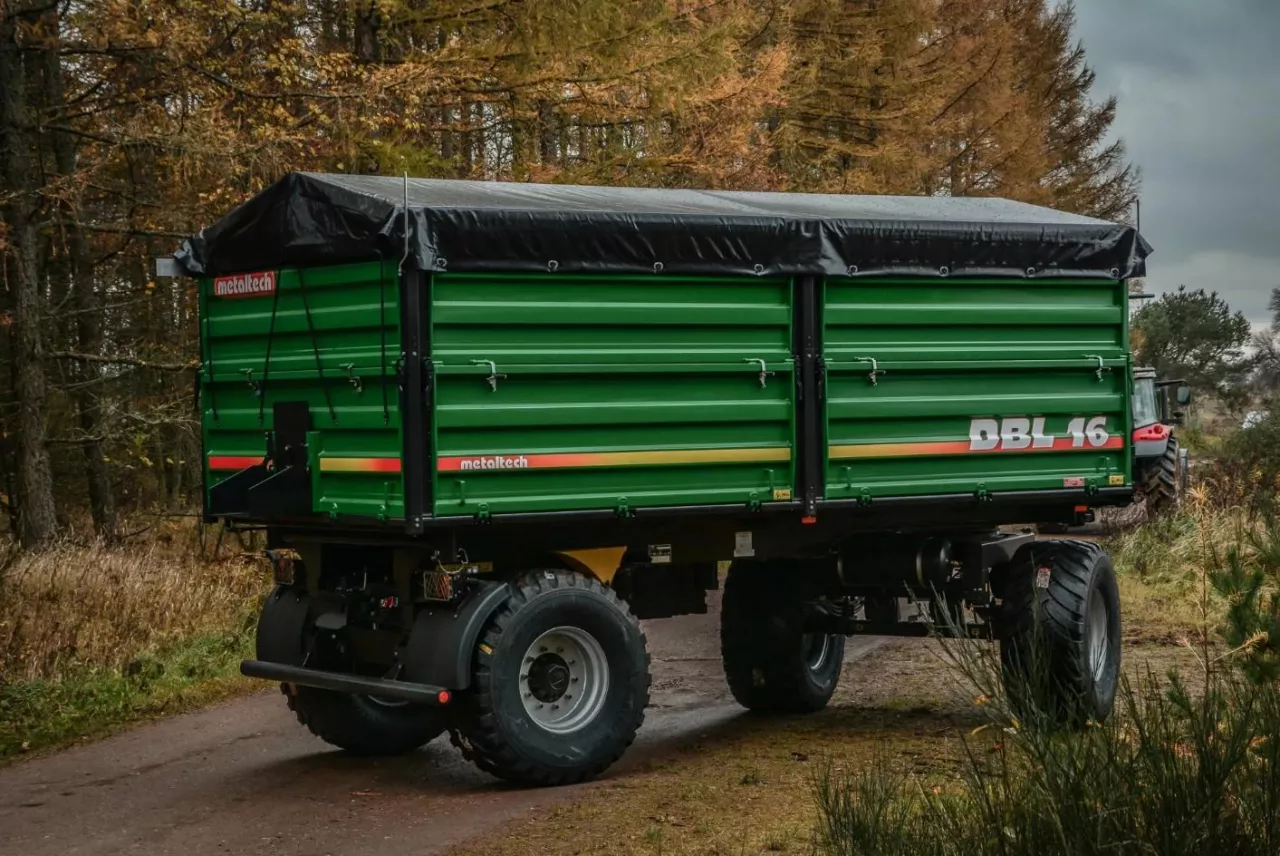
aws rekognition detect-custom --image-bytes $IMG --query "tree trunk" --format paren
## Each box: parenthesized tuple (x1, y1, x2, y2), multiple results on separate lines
(0, 3, 58, 548)
(40, 11, 116, 539)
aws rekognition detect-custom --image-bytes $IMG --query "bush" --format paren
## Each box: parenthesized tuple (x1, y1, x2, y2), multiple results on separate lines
(812, 512, 1280, 856)
(1199, 401, 1280, 512)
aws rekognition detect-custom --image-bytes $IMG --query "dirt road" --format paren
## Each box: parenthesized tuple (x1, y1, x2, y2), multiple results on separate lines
(0, 592, 885, 856)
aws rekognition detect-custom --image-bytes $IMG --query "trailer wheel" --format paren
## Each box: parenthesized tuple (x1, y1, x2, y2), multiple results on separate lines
(450, 570, 650, 787)
(721, 560, 845, 714)
(1142, 436, 1182, 514)
(999, 540, 1121, 726)
(257, 586, 447, 756)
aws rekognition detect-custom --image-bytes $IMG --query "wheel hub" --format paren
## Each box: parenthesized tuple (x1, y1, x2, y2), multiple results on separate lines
(519, 626, 610, 734)
(527, 653, 572, 703)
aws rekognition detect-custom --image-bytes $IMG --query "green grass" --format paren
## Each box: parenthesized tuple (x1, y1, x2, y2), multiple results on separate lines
(0, 614, 258, 760)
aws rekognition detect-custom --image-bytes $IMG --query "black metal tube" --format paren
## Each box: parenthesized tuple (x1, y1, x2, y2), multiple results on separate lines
(240, 660, 451, 705)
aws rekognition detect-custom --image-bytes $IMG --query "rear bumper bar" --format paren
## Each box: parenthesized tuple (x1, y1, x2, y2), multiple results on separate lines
(240, 660, 452, 705)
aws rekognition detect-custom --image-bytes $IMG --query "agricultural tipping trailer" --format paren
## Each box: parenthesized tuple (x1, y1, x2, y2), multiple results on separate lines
(164, 174, 1150, 786)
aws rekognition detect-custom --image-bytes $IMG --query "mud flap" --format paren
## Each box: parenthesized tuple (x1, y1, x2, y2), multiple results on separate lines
(255, 586, 310, 666)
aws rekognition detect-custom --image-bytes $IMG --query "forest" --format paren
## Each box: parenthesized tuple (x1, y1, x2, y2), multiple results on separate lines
(0, 0, 1140, 548)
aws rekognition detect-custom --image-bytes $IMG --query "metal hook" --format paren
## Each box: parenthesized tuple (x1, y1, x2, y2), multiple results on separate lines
(470, 359, 506, 391)
(856, 356, 885, 386)
(340, 363, 363, 393)
(744, 358, 775, 388)
(240, 367, 260, 395)
(1084, 354, 1110, 383)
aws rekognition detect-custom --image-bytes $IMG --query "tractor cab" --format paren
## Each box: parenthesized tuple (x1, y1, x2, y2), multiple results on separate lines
(1131, 367, 1191, 510)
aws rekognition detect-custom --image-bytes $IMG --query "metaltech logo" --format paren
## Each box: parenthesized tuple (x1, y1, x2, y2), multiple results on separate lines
(458, 455, 530, 471)
(212, 270, 276, 299)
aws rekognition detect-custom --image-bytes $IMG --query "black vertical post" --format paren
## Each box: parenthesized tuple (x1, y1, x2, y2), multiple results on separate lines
(400, 269, 431, 533)
(794, 276, 823, 516)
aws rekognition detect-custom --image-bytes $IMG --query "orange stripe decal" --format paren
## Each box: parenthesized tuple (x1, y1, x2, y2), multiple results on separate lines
(319, 457, 403, 474)
(208, 455, 264, 471)
(831, 436, 1124, 460)
(437, 447, 790, 473)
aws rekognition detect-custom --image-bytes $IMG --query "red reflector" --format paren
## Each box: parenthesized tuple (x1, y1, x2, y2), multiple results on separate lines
(1074, 505, 1088, 513)
(801, 515, 817, 525)
(437, 690, 451, 705)
(1132, 423, 1169, 442)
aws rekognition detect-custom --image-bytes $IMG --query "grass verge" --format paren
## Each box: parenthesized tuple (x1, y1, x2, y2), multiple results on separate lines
(0, 534, 269, 760)
(0, 620, 258, 759)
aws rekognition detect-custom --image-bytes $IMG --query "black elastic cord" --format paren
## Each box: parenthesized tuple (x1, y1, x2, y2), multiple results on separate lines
(256, 281, 283, 426)
(202, 313, 218, 423)
(379, 258, 389, 425)
(297, 268, 337, 425)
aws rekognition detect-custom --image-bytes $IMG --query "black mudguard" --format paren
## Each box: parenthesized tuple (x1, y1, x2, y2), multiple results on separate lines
(402, 580, 512, 690)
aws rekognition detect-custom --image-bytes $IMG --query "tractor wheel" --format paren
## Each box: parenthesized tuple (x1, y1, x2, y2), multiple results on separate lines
(999, 541, 1122, 726)
(721, 560, 846, 714)
(257, 586, 448, 756)
(450, 570, 650, 787)
(1143, 436, 1182, 514)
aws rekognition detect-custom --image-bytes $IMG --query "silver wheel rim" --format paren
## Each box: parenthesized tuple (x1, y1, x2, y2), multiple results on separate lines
(1087, 589, 1110, 682)
(804, 633, 831, 673)
(519, 626, 609, 734)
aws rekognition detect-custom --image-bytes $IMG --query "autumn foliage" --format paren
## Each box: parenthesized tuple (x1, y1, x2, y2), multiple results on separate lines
(0, 0, 1138, 546)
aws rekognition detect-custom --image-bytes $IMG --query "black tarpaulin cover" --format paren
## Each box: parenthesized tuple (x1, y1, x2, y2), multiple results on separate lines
(175, 172, 1151, 279)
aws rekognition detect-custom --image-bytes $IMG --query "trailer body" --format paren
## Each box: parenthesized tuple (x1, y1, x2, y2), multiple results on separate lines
(173, 174, 1149, 785)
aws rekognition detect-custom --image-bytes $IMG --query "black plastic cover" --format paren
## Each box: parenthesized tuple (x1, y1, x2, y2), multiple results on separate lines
(175, 172, 1151, 279)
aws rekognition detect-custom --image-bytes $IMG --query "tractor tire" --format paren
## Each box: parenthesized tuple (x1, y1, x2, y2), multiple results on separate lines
(1142, 436, 1182, 514)
(257, 586, 447, 756)
(721, 560, 846, 714)
(449, 570, 650, 787)
(999, 540, 1122, 726)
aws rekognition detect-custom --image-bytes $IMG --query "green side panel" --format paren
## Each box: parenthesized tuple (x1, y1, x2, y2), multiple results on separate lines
(430, 273, 795, 516)
(200, 261, 405, 520)
(824, 278, 1131, 500)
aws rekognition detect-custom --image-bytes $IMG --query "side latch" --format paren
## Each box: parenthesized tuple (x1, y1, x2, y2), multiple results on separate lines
(744, 358, 775, 389)
(1083, 354, 1111, 383)
(855, 356, 885, 386)
(470, 359, 506, 392)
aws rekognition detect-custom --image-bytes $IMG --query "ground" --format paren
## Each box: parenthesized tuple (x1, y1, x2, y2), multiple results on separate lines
(0, 583, 1196, 856)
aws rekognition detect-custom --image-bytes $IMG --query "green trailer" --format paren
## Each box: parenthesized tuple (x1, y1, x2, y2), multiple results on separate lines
(165, 174, 1150, 786)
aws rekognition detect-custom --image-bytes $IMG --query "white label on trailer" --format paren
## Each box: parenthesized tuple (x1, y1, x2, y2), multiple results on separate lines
(733, 531, 754, 558)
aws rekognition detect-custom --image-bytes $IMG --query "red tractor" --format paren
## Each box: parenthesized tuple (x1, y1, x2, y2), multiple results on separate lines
(1131, 367, 1191, 512)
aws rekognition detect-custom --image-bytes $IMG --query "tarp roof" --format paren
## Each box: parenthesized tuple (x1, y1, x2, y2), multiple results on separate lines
(176, 172, 1150, 280)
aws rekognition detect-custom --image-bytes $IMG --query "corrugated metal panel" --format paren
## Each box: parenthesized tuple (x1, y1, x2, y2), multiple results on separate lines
(430, 273, 795, 515)
(824, 278, 1130, 500)
(201, 261, 404, 519)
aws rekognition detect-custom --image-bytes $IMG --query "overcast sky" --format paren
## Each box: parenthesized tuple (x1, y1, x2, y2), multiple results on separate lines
(1073, 0, 1279, 326)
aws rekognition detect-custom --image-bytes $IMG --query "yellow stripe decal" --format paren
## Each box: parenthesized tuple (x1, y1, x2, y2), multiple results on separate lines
(438, 447, 791, 472)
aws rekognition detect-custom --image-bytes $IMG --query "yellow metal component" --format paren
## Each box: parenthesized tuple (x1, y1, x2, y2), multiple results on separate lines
(554, 547, 627, 584)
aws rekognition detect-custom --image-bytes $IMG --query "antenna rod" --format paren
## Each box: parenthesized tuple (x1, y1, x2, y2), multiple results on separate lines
(398, 171, 410, 274)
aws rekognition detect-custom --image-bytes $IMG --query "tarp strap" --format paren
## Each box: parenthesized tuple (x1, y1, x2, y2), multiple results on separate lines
(202, 311, 218, 424)
(256, 281, 283, 426)
(297, 268, 337, 425)
(379, 259, 389, 426)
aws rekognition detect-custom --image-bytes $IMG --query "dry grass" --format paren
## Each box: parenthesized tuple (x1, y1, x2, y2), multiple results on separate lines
(0, 528, 271, 758)
(0, 537, 265, 682)
(1104, 495, 1275, 644)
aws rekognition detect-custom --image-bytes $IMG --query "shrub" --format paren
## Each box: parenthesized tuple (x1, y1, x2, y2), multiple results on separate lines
(812, 511, 1280, 856)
